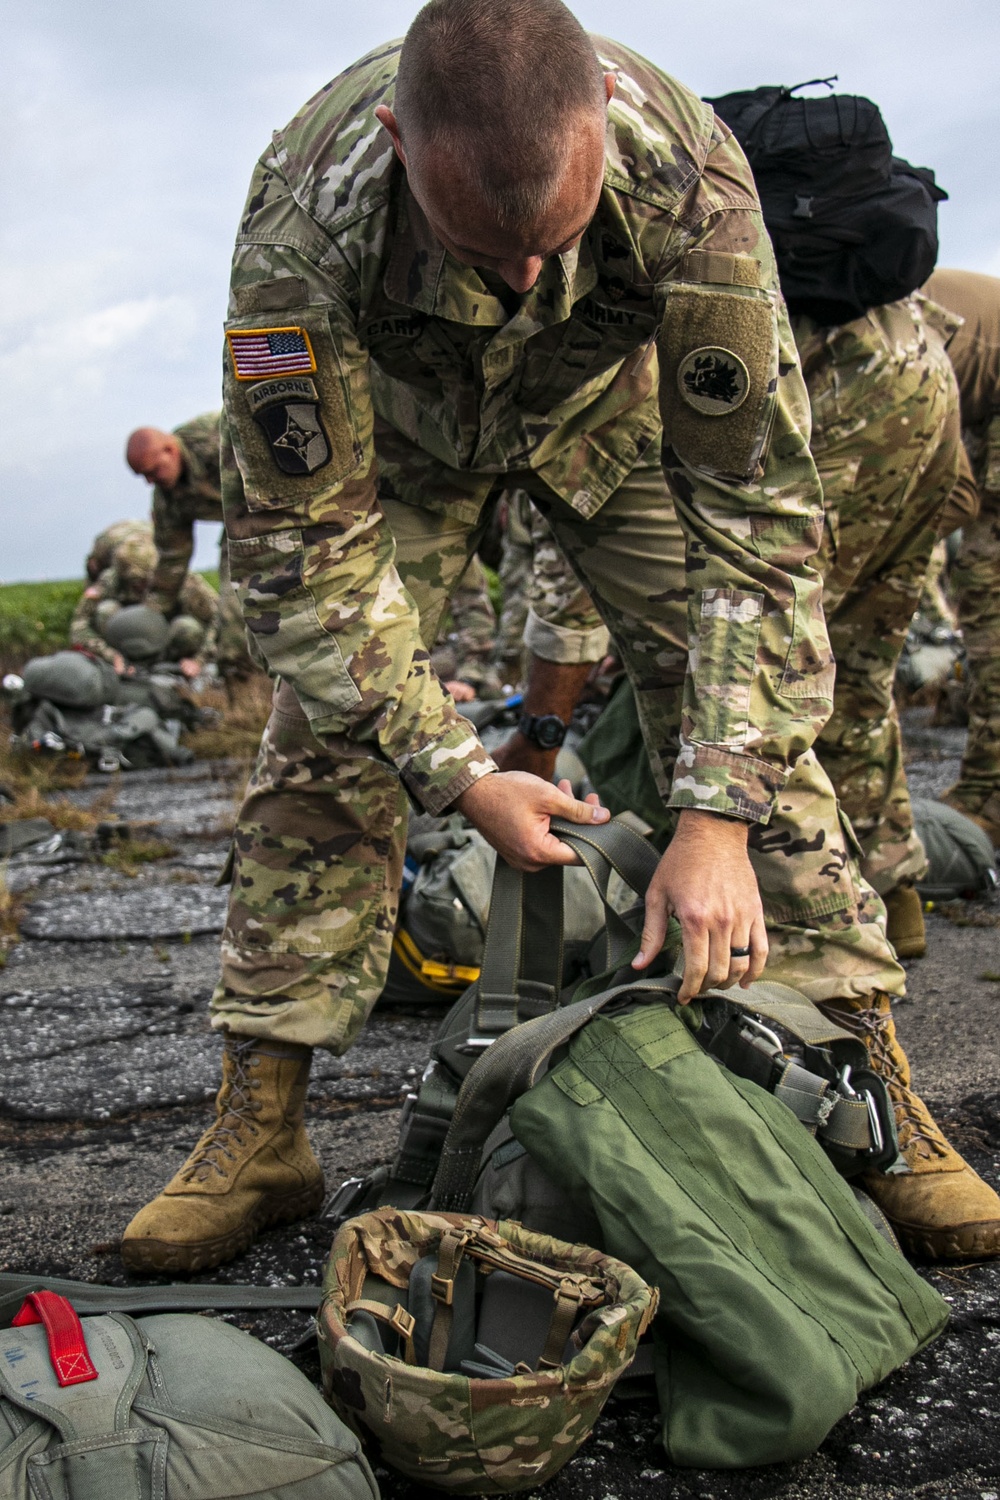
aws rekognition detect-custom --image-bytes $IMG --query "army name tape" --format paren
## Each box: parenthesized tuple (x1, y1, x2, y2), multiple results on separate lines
(677, 345, 751, 416)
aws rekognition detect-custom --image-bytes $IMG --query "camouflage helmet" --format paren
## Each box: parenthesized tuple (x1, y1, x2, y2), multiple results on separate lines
(165, 613, 207, 660)
(102, 604, 170, 662)
(319, 1209, 656, 1495)
(913, 798, 998, 899)
(114, 534, 158, 598)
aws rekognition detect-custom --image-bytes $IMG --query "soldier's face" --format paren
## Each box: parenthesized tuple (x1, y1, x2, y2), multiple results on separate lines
(134, 440, 183, 489)
(377, 100, 609, 294)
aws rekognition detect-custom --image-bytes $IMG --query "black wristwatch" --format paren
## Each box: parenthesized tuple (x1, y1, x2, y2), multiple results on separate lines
(517, 712, 568, 751)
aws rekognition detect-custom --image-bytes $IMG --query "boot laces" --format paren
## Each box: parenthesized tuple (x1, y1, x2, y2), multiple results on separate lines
(183, 1040, 263, 1181)
(843, 1006, 949, 1160)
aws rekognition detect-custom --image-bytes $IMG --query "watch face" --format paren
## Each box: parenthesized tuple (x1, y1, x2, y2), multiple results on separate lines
(535, 715, 566, 750)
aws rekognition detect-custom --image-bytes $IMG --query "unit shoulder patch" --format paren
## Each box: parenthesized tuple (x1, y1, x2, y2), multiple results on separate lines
(677, 347, 750, 416)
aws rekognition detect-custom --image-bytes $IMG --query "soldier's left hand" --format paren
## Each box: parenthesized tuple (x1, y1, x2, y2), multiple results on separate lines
(633, 808, 768, 1002)
(455, 771, 609, 872)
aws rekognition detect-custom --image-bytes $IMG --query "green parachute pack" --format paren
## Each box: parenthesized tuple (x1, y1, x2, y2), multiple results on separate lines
(5, 629, 209, 772)
(0, 1280, 377, 1500)
(912, 797, 998, 898)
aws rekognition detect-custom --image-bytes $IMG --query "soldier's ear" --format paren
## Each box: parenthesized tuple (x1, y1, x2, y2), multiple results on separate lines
(604, 72, 616, 107)
(375, 106, 408, 166)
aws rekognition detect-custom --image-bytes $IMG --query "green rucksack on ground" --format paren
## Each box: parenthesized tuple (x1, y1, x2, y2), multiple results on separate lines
(0, 1280, 377, 1500)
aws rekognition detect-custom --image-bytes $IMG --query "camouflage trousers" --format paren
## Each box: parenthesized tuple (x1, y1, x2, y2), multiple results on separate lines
(495, 489, 610, 677)
(211, 457, 903, 1052)
(948, 483, 1000, 825)
(429, 555, 504, 699)
(807, 307, 962, 896)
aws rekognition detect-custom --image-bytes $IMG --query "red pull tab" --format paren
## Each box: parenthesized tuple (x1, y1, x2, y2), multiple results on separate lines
(12, 1292, 99, 1387)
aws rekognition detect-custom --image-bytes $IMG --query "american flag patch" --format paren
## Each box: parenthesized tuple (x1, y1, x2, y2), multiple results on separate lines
(227, 326, 317, 381)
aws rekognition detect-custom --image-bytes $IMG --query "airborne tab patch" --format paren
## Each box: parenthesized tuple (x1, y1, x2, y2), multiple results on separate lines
(678, 347, 750, 416)
(227, 326, 317, 381)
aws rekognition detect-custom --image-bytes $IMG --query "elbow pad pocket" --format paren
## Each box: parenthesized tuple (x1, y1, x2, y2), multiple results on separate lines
(224, 309, 363, 513)
(658, 282, 778, 483)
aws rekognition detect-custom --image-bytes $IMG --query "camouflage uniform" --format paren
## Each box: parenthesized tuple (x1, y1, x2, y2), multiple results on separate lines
(916, 538, 959, 635)
(213, 38, 877, 1052)
(430, 556, 505, 698)
(924, 269, 1000, 838)
(798, 295, 963, 894)
(71, 535, 219, 667)
(495, 489, 609, 680)
(85, 519, 152, 582)
(543, 298, 961, 897)
(146, 412, 255, 679)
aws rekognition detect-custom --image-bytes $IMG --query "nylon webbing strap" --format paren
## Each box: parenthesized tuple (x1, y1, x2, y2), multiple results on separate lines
(476, 862, 565, 1036)
(548, 817, 660, 896)
(0, 1273, 322, 1325)
(432, 975, 681, 1212)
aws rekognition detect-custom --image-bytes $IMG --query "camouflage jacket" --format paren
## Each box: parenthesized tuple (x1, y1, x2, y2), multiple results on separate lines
(71, 566, 219, 666)
(86, 519, 152, 582)
(148, 412, 224, 614)
(222, 39, 828, 820)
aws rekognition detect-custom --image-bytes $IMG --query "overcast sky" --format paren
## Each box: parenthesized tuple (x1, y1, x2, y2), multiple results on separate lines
(4, 0, 998, 582)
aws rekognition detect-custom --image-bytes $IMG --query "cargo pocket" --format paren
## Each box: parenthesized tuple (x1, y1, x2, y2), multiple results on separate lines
(224, 307, 363, 513)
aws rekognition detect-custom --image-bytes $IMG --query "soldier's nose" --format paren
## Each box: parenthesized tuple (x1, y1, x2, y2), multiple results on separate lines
(498, 258, 543, 293)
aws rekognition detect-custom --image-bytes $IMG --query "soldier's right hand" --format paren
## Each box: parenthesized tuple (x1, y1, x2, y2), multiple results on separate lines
(455, 771, 609, 872)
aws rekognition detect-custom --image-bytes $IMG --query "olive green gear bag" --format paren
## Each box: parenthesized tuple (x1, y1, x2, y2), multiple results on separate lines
(318, 1209, 657, 1495)
(500, 998, 948, 1468)
(0, 1281, 377, 1500)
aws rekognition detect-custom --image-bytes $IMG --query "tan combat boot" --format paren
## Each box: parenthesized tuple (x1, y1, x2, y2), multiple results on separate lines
(821, 993, 1000, 1260)
(121, 1036, 325, 1273)
(883, 884, 927, 959)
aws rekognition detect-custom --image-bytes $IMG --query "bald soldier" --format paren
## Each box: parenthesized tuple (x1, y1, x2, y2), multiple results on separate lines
(126, 415, 256, 680)
(121, 0, 1000, 1272)
(925, 269, 1000, 848)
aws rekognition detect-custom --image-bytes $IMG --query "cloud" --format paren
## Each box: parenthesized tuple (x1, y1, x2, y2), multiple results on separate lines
(1, 296, 198, 465)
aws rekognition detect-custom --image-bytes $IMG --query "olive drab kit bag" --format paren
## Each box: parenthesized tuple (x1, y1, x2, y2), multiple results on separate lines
(706, 83, 946, 324)
(319, 1209, 657, 1494)
(331, 815, 949, 1470)
(0, 1277, 378, 1500)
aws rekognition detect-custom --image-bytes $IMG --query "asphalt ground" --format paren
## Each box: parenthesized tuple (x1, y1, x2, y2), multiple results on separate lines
(0, 721, 998, 1500)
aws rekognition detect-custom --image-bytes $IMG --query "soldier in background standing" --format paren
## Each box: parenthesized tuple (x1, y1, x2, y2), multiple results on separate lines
(924, 268, 1000, 849)
(126, 414, 256, 681)
(795, 293, 962, 957)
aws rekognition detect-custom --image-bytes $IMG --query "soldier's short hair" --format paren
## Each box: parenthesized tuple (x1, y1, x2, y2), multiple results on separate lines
(395, 0, 605, 229)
